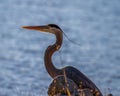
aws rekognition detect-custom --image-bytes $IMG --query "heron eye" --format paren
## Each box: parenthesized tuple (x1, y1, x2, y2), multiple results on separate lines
(48, 24, 62, 30)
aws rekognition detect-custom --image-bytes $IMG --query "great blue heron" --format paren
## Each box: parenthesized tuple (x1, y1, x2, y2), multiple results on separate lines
(22, 24, 103, 96)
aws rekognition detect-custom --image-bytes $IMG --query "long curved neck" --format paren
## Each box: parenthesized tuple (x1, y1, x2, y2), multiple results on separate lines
(44, 30, 63, 78)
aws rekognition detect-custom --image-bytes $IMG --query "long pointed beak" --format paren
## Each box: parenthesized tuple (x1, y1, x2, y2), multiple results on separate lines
(22, 25, 49, 32)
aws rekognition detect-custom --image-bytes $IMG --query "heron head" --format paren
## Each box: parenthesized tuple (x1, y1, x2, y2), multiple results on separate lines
(22, 24, 62, 34)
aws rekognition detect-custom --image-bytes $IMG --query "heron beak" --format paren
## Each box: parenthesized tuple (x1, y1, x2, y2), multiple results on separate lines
(22, 25, 49, 32)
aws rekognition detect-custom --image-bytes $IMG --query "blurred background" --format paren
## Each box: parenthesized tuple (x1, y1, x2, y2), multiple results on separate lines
(0, 0, 120, 96)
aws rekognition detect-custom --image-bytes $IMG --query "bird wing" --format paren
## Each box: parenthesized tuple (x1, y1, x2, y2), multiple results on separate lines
(64, 66, 103, 96)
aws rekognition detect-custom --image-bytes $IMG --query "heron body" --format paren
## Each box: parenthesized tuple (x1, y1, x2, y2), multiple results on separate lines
(22, 24, 103, 96)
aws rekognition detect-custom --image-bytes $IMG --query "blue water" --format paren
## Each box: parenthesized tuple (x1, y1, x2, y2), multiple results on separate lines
(0, 0, 120, 96)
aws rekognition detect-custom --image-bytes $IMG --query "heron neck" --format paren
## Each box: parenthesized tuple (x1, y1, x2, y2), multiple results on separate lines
(44, 30, 63, 78)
